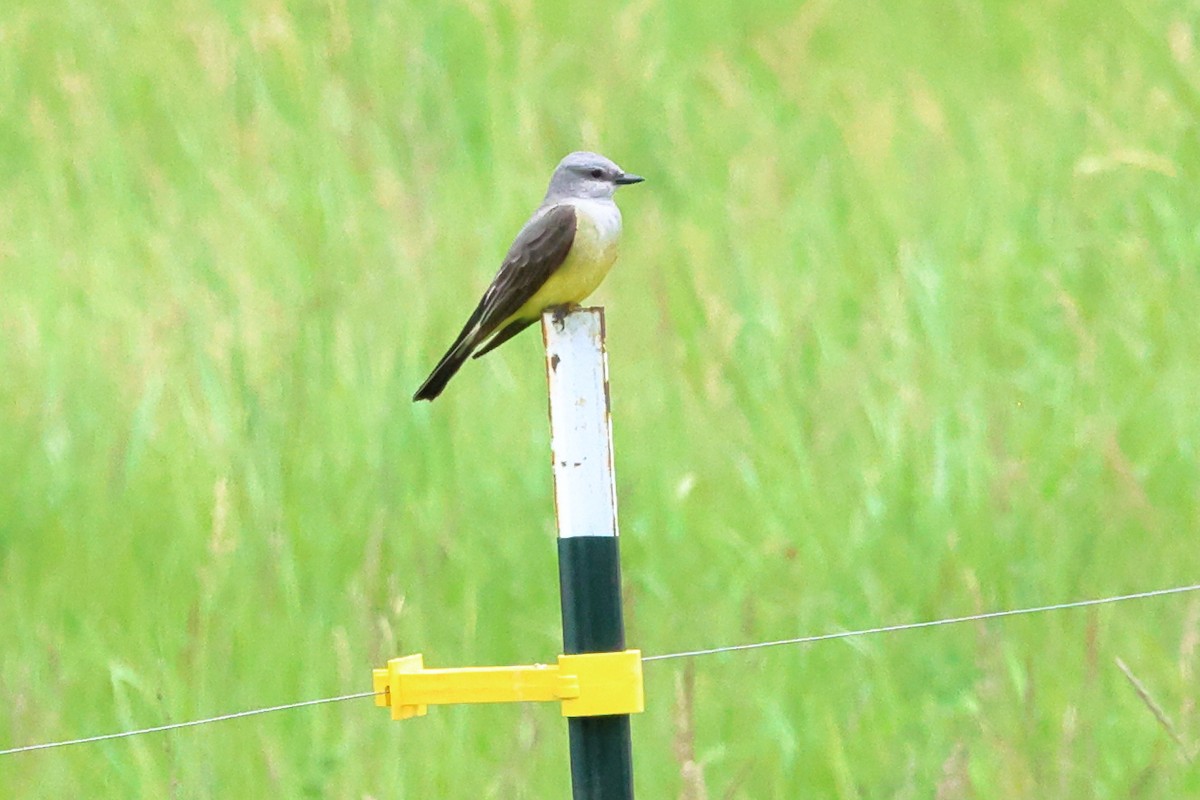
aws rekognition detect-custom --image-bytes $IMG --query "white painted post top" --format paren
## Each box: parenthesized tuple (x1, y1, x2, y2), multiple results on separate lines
(542, 308, 619, 539)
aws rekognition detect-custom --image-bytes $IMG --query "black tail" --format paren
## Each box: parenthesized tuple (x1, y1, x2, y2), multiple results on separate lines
(412, 342, 473, 401)
(413, 303, 489, 402)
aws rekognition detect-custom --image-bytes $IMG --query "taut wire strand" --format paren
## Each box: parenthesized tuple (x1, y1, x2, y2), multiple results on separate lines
(0, 691, 381, 756)
(642, 584, 1200, 662)
(5, 583, 1198, 756)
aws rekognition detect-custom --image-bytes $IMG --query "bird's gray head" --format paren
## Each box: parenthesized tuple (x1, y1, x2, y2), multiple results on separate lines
(544, 151, 644, 202)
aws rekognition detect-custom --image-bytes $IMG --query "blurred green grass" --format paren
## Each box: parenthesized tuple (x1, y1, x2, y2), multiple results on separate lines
(3, 0, 1200, 796)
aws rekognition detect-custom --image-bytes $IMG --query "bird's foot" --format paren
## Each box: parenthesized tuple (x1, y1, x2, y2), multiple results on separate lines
(547, 304, 578, 325)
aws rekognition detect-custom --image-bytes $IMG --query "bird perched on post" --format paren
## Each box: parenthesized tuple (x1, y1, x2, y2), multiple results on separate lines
(413, 151, 643, 402)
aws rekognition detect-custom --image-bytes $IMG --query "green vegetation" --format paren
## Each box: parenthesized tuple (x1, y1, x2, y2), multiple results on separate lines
(3, 0, 1199, 796)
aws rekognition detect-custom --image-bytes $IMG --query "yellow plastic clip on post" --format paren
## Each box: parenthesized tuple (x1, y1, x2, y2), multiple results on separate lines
(372, 650, 644, 721)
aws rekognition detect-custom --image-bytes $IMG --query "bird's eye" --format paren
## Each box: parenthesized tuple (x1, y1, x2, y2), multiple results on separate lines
(590, 168, 604, 179)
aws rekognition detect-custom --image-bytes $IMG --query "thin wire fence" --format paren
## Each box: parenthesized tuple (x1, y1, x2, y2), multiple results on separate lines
(3, 582, 1198, 757)
(641, 583, 1200, 662)
(0, 692, 380, 756)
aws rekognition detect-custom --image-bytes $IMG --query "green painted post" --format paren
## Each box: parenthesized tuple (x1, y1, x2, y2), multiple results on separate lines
(543, 308, 635, 800)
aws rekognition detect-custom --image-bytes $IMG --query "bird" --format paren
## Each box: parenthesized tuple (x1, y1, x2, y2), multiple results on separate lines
(413, 151, 644, 402)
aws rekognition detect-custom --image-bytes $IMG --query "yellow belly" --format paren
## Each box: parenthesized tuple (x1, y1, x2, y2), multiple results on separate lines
(506, 209, 619, 324)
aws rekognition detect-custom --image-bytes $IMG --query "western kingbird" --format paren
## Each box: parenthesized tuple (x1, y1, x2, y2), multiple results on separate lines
(413, 151, 643, 402)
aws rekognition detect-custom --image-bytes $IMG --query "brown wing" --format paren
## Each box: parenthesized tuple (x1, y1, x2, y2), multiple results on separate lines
(471, 202, 578, 339)
(411, 203, 576, 401)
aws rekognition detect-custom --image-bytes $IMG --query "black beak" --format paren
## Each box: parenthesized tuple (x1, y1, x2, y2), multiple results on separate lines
(614, 172, 645, 185)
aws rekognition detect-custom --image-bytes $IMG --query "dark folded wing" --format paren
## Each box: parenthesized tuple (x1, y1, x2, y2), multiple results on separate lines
(412, 204, 577, 401)
(472, 202, 578, 339)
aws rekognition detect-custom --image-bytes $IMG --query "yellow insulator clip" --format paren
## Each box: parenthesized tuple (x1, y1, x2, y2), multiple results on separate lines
(372, 650, 643, 720)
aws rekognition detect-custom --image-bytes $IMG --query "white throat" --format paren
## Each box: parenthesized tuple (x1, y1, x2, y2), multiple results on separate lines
(565, 197, 623, 244)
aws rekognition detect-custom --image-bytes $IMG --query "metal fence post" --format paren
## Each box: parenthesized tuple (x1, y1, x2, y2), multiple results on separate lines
(543, 307, 635, 800)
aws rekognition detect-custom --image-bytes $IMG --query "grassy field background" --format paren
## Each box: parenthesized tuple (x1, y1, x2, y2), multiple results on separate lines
(3, 0, 1200, 796)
